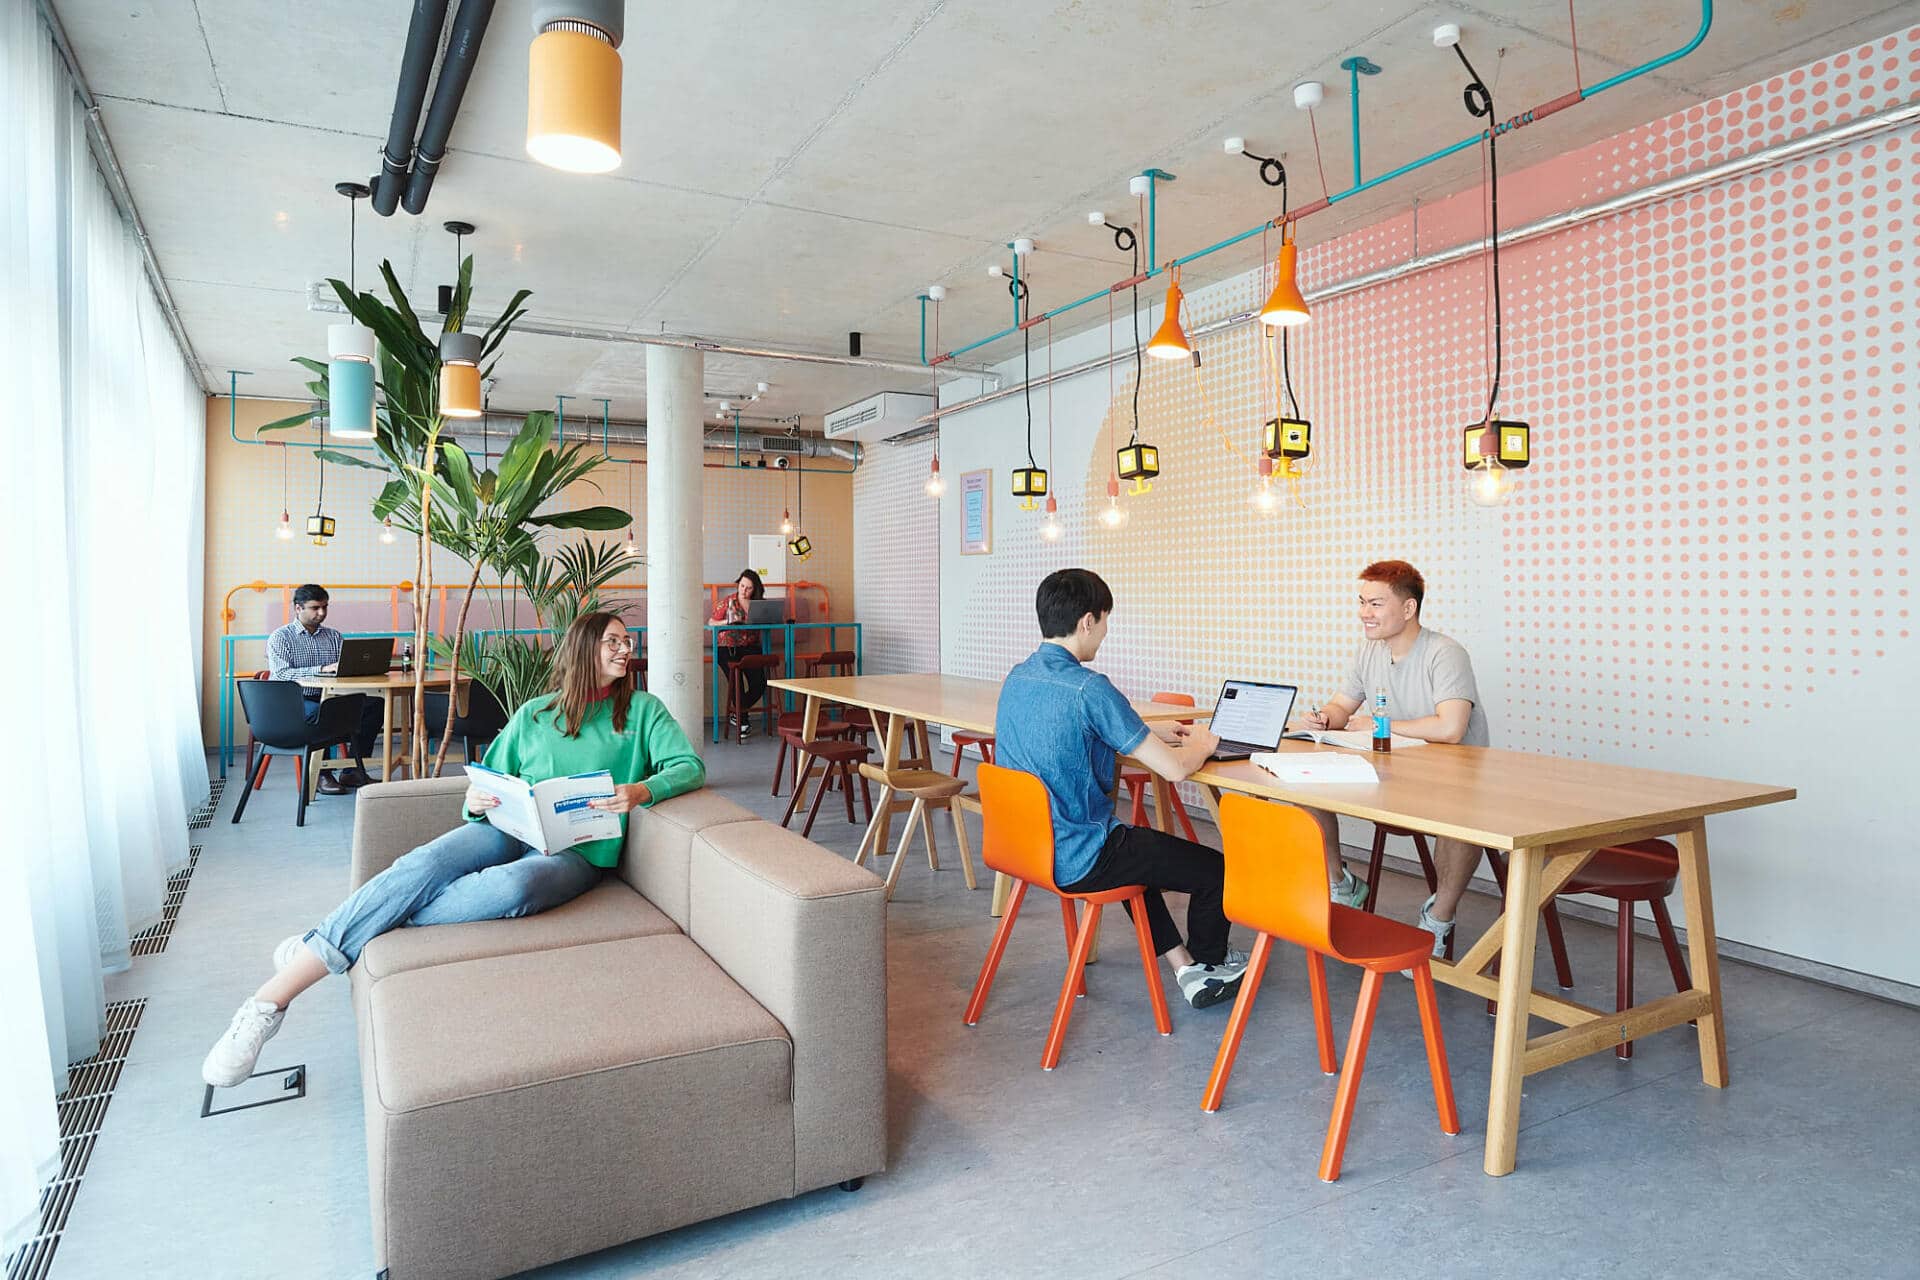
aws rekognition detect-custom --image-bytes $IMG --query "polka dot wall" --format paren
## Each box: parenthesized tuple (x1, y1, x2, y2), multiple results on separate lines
(852, 435, 941, 674)
(896, 26, 1920, 978)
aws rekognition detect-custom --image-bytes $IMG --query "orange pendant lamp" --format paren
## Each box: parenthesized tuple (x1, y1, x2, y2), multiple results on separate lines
(526, 1, 625, 174)
(1259, 224, 1310, 327)
(1145, 268, 1191, 360)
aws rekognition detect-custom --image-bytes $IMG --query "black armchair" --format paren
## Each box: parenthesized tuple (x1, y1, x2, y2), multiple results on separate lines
(231, 681, 370, 827)
(421, 682, 509, 765)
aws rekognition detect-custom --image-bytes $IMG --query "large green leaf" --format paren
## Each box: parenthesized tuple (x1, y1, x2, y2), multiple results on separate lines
(439, 440, 480, 518)
(314, 448, 386, 470)
(527, 505, 632, 530)
(256, 408, 321, 434)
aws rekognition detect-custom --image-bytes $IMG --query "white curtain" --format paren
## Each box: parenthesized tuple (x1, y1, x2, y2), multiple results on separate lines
(0, 0, 208, 1253)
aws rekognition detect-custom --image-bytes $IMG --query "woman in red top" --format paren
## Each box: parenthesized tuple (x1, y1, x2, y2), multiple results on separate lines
(711, 569, 773, 740)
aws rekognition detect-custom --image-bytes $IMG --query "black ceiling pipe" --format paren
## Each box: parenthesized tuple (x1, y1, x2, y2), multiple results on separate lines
(401, 0, 497, 216)
(370, 0, 450, 216)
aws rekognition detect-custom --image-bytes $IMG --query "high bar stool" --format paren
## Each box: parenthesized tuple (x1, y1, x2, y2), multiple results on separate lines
(725, 652, 782, 742)
(947, 731, 995, 775)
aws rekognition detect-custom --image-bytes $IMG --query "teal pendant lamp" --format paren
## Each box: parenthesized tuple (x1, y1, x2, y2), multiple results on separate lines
(327, 182, 377, 439)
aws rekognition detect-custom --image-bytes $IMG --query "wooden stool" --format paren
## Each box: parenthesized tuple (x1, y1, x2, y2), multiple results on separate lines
(725, 653, 782, 742)
(854, 765, 975, 901)
(780, 738, 873, 837)
(772, 713, 849, 796)
(948, 731, 995, 775)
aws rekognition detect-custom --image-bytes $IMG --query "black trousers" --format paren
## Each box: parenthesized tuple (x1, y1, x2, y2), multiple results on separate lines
(1059, 823, 1229, 965)
(303, 693, 382, 759)
(718, 644, 767, 713)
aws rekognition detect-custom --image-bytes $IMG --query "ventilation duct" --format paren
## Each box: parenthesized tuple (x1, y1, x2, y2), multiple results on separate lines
(369, 0, 496, 217)
(443, 413, 862, 465)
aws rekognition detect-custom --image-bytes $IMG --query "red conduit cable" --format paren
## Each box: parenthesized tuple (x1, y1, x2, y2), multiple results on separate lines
(1568, 0, 1584, 91)
(1307, 108, 1332, 202)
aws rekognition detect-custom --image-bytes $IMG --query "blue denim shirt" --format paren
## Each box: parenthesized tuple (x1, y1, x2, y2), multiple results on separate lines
(994, 644, 1150, 885)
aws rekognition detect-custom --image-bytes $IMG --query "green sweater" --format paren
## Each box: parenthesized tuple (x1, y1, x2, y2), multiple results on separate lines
(467, 691, 706, 868)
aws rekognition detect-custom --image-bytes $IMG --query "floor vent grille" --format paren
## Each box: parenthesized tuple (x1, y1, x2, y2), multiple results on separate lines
(3, 999, 146, 1280)
(129, 845, 201, 958)
(186, 778, 226, 830)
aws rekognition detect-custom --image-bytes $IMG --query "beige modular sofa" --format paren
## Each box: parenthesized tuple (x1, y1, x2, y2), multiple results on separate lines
(346, 777, 888, 1280)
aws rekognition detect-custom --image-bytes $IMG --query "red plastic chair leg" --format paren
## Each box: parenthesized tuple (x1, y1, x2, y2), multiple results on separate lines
(1167, 789, 1199, 842)
(1042, 902, 1104, 1070)
(1411, 961, 1461, 1135)
(1319, 967, 1385, 1183)
(1650, 896, 1692, 993)
(1616, 900, 1637, 1059)
(1127, 889, 1173, 1037)
(964, 880, 1028, 1026)
(1306, 949, 1336, 1074)
(1058, 897, 1087, 998)
(1201, 932, 1273, 1111)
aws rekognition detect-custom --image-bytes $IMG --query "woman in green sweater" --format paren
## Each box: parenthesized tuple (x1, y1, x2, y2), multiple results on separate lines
(203, 611, 705, 1087)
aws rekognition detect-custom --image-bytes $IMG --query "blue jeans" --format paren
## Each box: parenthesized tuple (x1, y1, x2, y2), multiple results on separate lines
(302, 822, 602, 973)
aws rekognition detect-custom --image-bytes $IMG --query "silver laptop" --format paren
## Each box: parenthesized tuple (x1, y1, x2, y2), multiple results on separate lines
(1205, 679, 1298, 761)
(745, 599, 785, 626)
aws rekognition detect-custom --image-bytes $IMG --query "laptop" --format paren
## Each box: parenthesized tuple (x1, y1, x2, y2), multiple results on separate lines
(334, 636, 395, 677)
(744, 599, 786, 626)
(1204, 678, 1299, 761)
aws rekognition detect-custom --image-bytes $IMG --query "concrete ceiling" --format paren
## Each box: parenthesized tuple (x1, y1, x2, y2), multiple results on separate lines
(50, 0, 1920, 423)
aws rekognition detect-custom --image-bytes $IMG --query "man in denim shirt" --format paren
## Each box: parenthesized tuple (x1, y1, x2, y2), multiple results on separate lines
(996, 569, 1249, 1009)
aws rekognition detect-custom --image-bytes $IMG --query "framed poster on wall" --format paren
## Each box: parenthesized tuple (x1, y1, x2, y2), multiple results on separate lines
(960, 469, 991, 555)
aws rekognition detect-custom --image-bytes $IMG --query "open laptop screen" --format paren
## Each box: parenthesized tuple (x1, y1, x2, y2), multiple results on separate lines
(1209, 679, 1298, 749)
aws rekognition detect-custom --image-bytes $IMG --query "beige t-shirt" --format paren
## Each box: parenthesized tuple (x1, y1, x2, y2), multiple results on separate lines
(1343, 627, 1490, 747)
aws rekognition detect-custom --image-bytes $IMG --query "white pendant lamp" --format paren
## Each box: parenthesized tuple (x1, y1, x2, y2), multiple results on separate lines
(327, 181, 377, 439)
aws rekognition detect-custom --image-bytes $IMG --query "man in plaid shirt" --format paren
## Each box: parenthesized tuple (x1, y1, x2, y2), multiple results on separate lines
(266, 584, 381, 792)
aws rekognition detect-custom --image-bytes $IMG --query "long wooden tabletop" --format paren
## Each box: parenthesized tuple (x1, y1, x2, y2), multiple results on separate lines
(1191, 743, 1793, 853)
(768, 672, 1207, 732)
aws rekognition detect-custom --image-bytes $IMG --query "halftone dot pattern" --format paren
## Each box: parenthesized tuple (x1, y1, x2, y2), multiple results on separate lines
(852, 437, 940, 673)
(203, 403, 856, 735)
(946, 25, 1914, 768)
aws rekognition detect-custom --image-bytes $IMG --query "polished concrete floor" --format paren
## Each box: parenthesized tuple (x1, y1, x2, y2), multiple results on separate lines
(49, 737, 1920, 1279)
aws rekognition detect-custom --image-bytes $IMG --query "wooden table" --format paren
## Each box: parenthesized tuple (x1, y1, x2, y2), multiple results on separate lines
(295, 670, 466, 795)
(1183, 742, 1793, 1176)
(768, 673, 1206, 882)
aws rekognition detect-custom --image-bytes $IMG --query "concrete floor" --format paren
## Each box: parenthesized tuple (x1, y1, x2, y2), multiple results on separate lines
(49, 738, 1920, 1279)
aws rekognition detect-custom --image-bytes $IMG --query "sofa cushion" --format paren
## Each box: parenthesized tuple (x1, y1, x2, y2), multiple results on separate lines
(361, 935, 797, 1279)
(355, 879, 678, 982)
(616, 790, 759, 930)
(366, 934, 791, 1113)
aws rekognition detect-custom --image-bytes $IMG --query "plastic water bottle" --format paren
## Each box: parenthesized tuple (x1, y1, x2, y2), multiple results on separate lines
(1371, 686, 1391, 753)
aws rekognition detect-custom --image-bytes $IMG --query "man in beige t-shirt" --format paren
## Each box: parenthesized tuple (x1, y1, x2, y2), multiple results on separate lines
(1290, 560, 1488, 956)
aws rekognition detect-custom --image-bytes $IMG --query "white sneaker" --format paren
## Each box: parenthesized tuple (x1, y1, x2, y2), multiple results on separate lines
(1417, 893, 1454, 958)
(201, 999, 285, 1088)
(1330, 869, 1370, 910)
(272, 934, 309, 971)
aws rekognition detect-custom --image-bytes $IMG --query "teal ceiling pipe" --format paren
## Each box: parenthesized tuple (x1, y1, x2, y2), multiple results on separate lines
(929, 0, 1712, 366)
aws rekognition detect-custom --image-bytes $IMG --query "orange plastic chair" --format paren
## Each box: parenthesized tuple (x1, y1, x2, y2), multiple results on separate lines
(1204, 795, 1460, 1182)
(1119, 692, 1199, 841)
(963, 764, 1172, 1070)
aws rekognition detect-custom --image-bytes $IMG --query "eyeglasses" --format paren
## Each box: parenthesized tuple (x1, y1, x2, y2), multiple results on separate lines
(600, 635, 636, 652)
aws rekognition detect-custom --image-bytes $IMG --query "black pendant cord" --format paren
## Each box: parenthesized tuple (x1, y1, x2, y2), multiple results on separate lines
(1454, 42, 1503, 420)
(1278, 182, 1302, 420)
(1022, 312, 1036, 469)
(1128, 226, 1142, 448)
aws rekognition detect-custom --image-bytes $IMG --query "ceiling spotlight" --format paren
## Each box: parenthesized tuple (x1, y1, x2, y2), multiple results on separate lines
(1293, 81, 1325, 110)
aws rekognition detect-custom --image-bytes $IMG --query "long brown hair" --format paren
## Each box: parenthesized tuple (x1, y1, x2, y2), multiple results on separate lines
(548, 610, 635, 735)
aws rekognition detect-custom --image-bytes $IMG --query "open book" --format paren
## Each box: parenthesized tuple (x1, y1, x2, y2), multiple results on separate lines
(1250, 751, 1380, 783)
(465, 764, 622, 854)
(1282, 727, 1425, 751)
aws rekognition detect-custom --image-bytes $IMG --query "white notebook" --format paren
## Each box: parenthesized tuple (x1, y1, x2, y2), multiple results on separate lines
(1250, 751, 1381, 784)
(1281, 728, 1425, 751)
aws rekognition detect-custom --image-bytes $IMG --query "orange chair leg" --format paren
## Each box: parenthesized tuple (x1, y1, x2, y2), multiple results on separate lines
(1201, 932, 1273, 1111)
(964, 880, 1029, 1026)
(1306, 950, 1337, 1075)
(1058, 896, 1087, 998)
(1168, 789, 1199, 843)
(1127, 889, 1173, 1036)
(1042, 902, 1104, 1070)
(1318, 967, 1385, 1183)
(1412, 961, 1461, 1136)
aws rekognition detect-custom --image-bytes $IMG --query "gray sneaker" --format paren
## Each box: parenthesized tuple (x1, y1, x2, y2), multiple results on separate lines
(1177, 950, 1250, 1009)
(1417, 893, 1454, 958)
(1331, 868, 1370, 910)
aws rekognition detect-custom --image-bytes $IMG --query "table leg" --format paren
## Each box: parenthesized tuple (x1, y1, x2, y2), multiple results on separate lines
(1674, 819, 1729, 1088)
(1149, 776, 1174, 834)
(379, 690, 394, 781)
(1484, 844, 1544, 1177)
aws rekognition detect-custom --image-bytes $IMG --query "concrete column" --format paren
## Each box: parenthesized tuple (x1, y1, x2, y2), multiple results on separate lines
(644, 344, 705, 746)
